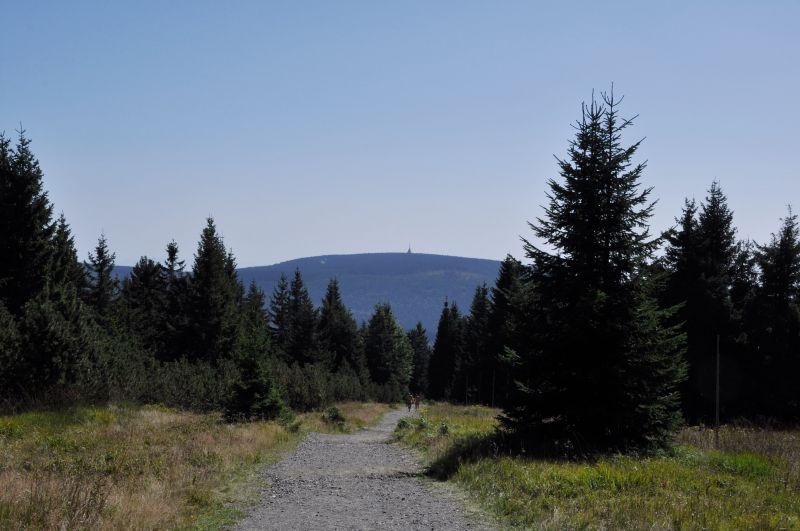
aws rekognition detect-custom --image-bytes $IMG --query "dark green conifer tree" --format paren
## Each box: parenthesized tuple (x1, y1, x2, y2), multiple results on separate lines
(317, 278, 361, 372)
(0, 132, 54, 315)
(731, 240, 758, 315)
(664, 184, 738, 422)
(286, 269, 318, 365)
(506, 91, 685, 452)
(237, 280, 272, 359)
(49, 214, 88, 299)
(662, 199, 704, 419)
(693, 182, 737, 421)
(85, 234, 118, 324)
(188, 218, 241, 362)
(162, 240, 190, 359)
(119, 256, 166, 351)
(227, 282, 288, 421)
(457, 284, 491, 404)
(427, 301, 464, 400)
(487, 255, 524, 407)
(728, 239, 759, 416)
(363, 303, 412, 398)
(751, 208, 800, 418)
(269, 274, 291, 353)
(407, 322, 431, 395)
(16, 292, 101, 395)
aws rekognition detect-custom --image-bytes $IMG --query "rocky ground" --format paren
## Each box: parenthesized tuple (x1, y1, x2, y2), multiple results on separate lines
(235, 408, 493, 530)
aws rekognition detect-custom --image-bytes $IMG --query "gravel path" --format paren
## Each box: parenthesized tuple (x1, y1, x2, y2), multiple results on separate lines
(235, 408, 493, 531)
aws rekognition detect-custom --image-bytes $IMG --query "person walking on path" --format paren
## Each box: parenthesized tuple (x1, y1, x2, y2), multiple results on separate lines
(406, 393, 414, 412)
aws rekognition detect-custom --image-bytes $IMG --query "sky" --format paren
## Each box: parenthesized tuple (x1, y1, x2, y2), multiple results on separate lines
(2, 1, 798, 267)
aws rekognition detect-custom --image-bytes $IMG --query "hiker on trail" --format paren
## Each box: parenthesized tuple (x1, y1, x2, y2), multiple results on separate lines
(414, 395, 421, 412)
(406, 393, 414, 412)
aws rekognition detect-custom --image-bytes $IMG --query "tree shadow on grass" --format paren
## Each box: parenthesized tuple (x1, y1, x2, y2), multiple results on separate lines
(425, 426, 611, 480)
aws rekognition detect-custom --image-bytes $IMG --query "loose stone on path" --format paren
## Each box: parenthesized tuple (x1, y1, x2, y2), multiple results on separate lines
(234, 408, 492, 531)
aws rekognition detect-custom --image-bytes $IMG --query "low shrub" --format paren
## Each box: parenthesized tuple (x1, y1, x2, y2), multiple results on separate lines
(322, 406, 346, 428)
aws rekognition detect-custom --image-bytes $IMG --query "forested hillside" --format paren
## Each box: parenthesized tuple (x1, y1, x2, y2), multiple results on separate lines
(116, 254, 499, 334)
(115, 254, 499, 334)
(242, 253, 499, 332)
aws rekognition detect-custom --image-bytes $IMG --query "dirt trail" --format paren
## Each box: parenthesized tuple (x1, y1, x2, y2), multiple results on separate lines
(235, 408, 492, 530)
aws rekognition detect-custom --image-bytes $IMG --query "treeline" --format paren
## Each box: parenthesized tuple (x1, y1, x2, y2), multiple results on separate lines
(428, 190, 800, 424)
(422, 91, 798, 454)
(4, 84, 798, 453)
(0, 131, 415, 416)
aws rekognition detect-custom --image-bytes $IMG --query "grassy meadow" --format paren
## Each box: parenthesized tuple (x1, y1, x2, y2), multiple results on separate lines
(395, 403, 800, 530)
(0, 401, 389, 530)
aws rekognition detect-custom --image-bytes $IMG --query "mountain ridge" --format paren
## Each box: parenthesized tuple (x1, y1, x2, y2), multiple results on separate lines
(115, 252, 502, 335)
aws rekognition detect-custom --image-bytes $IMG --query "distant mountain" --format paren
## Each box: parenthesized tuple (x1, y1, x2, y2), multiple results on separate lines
(113, 265, 133, 278)
(239, 253, 501, 334)
(114, 253, 502, 335)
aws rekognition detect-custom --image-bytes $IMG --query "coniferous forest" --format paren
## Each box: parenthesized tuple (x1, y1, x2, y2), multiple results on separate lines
(2, 89, 799, 454)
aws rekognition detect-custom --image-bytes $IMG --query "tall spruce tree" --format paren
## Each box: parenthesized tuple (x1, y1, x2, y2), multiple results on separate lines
(364, 303, 412, 397)
(119, 256, 166, 351)
(49, 214, 88, 299)
(693, 182, 737, 421)
(188, 218, 240, 362)
(427, 300, 464, 400)
(161, 240, 190, 359)
(664, 183, 738, 422)
(458, 284, 492, 404)
(317, 278, 360, 372)
(662, 199, 705, 420)
(407, 322, 431, 395)
(507, 91, 685, 453)
(269, 273, 291, 353)
(0, 132, 54, 314)
(751, 208, 800, 418)
(285, 269, 318, 365)
(487, 255, 524, 407)
(228, 280, 287, 422)
(85, 234, 118, 323)
(237, 281, 272, 360)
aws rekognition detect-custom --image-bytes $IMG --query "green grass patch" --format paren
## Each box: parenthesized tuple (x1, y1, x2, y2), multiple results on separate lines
(396, 403, 800, 529)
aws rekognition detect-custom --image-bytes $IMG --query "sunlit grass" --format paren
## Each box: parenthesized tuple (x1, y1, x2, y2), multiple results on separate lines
(0, 401, 392, 530)
(395, 403, 800, 529)
(297, 401, 393, 434)
(0, 404, 301, 530)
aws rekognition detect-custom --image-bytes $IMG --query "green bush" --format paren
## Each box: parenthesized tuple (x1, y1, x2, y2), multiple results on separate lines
(322, 406, 345, 428)
(225, 353, 289, 422)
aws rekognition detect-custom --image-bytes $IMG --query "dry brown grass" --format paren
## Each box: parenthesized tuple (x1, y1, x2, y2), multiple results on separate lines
(298, 401, 393, 434)
(0, 405, 299, 530)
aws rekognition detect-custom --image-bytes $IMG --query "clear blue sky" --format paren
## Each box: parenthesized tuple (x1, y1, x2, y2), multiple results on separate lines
(3, 1, 798, 266)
